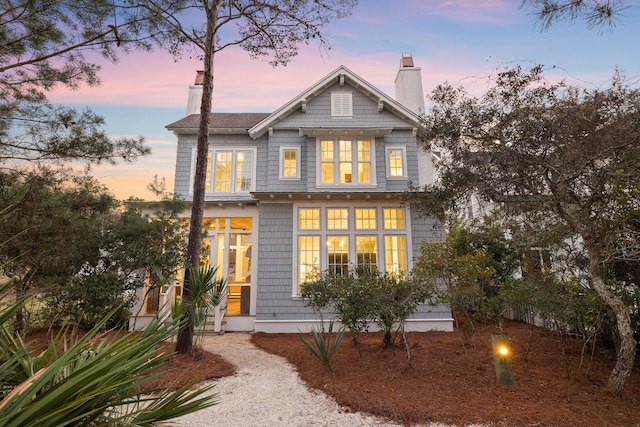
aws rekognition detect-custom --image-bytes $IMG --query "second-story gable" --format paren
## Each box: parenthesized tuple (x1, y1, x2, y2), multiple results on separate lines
(168, 60, 433, 202)
(251, 65, 427, 198)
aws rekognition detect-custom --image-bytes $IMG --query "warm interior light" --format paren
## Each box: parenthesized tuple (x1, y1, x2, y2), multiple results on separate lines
(497, 345, 510, 357)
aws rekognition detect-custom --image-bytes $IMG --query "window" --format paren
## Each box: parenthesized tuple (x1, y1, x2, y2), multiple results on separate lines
(355, 208, 376, 230)
(319, 139, 373, 186)
(191, 148, 256, 194)
(200, 217, 253, 316)
(331, 92, 352, 117)
(280, 146, 300, 179)
(386, 147, 407, 179)
(327, 208, 348, 230)
(383, 208, 405, 229)
(385, 235, 407, 275)
(327, 235, 349, 274)
(356, 236, 377, 267)
(299, 208, 320, 230)
(299, 236, 320, 283)
(295, 206, 408, 293)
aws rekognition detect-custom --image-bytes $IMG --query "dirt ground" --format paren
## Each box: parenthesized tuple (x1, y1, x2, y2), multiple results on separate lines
(251, 320, 640, 427)
(26, 320, 640, 426)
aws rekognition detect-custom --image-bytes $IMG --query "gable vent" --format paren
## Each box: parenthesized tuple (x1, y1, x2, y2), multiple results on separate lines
(331, 92, 352, 117)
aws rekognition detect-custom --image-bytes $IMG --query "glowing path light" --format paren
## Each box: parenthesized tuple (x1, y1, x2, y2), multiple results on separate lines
(491, 333, 514, 385)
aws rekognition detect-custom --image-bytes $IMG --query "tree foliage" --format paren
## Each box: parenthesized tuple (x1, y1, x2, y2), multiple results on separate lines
(149, 0, 359, 354)
(0, 170, 187, 332)
(0, 0, 175, 167)
(520, 0, 629, 31)
(405, 65, 640, 394)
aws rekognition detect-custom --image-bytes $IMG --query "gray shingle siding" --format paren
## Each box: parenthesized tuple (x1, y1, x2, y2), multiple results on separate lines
(409, 209, 448, 318)
(255, 203, 317, 321)
(174, 133, 265, 200)
(275, 82, 414, 130)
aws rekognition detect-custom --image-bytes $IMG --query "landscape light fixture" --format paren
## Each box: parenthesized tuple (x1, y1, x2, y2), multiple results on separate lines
(491, 332, 514, 385)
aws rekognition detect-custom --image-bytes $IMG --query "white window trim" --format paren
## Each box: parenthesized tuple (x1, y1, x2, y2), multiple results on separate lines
(292, 204, 409, 296)
(385, 146, 408, 180)
(189, 147, 257, 195)
(279, 146, 301, 180)
(331, 91, 353, 118)
(315, 137, 377, 189)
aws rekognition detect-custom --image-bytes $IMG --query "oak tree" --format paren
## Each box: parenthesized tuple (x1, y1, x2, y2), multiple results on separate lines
(405, 65, 640, 394)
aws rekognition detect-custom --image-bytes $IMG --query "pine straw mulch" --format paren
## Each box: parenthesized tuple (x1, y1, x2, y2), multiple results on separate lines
(250, 320, 640, 427)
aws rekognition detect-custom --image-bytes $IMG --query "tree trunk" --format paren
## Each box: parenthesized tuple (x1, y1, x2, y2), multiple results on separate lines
(587, 248, 637, 395)
(175, 0, 220, 355)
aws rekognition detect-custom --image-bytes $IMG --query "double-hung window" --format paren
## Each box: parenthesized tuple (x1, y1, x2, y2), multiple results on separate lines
(319, 139, 373, 186)
(191, 147, 256, 194)
(279, 146, 300, 179)
(295, 206, 408, 294)
(386, 147, 407, 179)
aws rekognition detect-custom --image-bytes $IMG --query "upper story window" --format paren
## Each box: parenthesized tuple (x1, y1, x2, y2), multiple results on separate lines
(279, 146, 300, 180)
(386, 147, 407, 179)
(319, 139, 374, 186)
(331, 92, 352, 118)
(191, 147, 256, 194)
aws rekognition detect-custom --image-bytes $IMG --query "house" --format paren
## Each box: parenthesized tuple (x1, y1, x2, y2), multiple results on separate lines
(131, 55, 453, 333)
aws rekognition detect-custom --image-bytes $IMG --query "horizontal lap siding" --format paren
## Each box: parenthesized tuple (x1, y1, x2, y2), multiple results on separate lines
(255, 203, 317, 321)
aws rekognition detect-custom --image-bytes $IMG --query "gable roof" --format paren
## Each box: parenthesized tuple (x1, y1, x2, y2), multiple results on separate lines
(166, 113, 270, 133)
(248, 65, 422, 139)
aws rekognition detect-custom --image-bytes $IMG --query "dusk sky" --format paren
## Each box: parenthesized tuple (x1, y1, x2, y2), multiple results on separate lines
(49, 0, 640, 200)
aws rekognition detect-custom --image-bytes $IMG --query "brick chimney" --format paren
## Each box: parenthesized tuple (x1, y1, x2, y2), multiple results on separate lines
(186, 70, 204, 115)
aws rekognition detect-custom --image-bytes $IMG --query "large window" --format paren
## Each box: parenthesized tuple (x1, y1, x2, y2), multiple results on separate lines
(296, 206, 408, 293)
(191, 148, 256, 194)
(319, 139, 373, 186)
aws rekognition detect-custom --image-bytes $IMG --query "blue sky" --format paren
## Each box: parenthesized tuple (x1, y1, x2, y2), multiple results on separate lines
(49, 0, 640, 200)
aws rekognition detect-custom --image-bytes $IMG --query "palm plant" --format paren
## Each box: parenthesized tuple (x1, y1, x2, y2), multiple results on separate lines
(299, 320, 345, 371)
(0, 281, 218, 426)
(190, 264, 227, 330)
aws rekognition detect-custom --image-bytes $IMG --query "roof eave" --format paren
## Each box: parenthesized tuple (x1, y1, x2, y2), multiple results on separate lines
(248, 65, 423, 139)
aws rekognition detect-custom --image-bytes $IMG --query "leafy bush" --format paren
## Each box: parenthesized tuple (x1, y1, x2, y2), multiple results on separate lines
(301, 265, 436, 353)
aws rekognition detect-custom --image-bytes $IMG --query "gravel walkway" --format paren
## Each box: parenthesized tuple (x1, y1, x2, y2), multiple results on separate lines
(173, 333, 418, 427)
